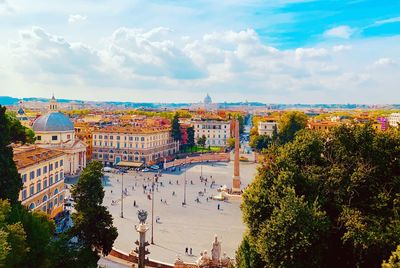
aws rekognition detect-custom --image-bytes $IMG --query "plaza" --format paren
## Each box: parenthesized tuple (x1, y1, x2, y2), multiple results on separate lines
(102, 160, 257, 264)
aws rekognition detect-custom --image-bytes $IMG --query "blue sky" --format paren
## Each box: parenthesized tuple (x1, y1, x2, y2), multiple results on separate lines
(0, 0, 399, 103)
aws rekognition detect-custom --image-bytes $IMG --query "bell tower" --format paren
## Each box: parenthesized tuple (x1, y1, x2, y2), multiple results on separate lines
(49, 94, 58, 112)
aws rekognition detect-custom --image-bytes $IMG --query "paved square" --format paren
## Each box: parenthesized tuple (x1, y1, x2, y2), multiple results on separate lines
(102, 160, 257, 264)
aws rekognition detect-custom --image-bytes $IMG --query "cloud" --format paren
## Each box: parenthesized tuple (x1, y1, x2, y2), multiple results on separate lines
(6, 26, 400, 103)
(68, 14, 87, 24)
(324, 25, 354, 39)
(0, 0, 14, 15)
(374, 17, 400, 26)
(332, 45, 351, 52)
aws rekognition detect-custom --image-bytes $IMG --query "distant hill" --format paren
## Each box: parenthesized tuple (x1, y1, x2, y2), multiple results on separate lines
(0, 96, 19, 105)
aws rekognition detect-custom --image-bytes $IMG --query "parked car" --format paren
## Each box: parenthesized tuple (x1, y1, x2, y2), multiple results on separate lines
(142, 168, 150, 172)
(150, 165, 160, 170)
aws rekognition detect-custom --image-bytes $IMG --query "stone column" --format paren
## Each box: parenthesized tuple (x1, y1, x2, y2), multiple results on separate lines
(232, 119, 241, 193)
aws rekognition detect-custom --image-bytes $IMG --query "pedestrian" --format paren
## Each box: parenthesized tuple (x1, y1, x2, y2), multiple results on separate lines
(111, 190, 113, 194)
(190, 248, 192, 255)
(134, 200, 136, 207)
(161, 198, 163, 203)
(217, 204, 220, 210)
(185, 247, 188, 255)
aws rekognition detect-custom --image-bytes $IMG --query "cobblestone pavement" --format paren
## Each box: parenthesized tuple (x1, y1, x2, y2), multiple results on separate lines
(103, 160, 257, 264)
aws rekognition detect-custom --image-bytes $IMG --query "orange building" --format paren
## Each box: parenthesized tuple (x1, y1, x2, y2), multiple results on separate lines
(13, 146, 66, 218)
(74, 122, 95, 160)
(307, 121, 340, 131)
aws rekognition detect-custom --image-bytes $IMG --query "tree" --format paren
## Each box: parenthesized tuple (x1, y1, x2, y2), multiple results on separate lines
(0, 106, 23, 204)
(71, 161, 118, 266)
(187, 126, 195, 149)
(227, 137, 235, 149)
(236, 233, 264, 268)
(278, 111, 307, 143)
(171, 112, 181, 142)
(239, 125, 400, 267)
(382, 245, 400, 268)
(197, 135, 207, 148)
(249, 135, 271, 152)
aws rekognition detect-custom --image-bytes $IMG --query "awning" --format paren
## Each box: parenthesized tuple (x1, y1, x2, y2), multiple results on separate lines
(116, 161, 144, 168)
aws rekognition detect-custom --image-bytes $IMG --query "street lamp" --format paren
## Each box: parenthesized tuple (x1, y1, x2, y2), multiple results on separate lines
(120, 172, 124, 218)
(151, 175, 155, 244)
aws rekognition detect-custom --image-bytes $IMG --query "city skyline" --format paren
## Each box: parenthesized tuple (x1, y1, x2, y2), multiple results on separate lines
(0, 0, 399, 103)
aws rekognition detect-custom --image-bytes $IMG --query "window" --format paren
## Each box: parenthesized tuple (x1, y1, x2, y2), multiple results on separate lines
(55, 173, 59, 182)
(49, 164, 53, 171)
(55, 161, 58, 168)
(67, 134, 71, 139)
(44, 180, 48, 189)
(99, 135, 103, 139)
(30, 185, 34, 196)
(22, 174, 27, 183)
(30, 171, 35, 180)
(37, 136, 41, 140)
(110, 135, 114, 140)
(52, 135, 58, 141)
(141, 137, 145, 141)
(37, 181, 41, 192)
(43, 166, 47, 174)
(60, 160, 63, 166)
(49, 176, 53, 185)
(60, 172, 63, 179)
(22, 188, 27, 200)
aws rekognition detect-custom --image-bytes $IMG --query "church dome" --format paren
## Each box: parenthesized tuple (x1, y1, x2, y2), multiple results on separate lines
(32, 112, 74, 132)
(204, 94, 212, 105)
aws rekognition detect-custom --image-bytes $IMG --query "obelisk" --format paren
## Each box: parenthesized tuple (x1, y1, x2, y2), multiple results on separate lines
(232, 119, 241, 193)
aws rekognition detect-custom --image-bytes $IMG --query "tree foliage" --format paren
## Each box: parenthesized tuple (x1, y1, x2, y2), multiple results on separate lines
(278, 111, 307, 143)
(249, 135, 271, 152)
(71, 161, 118, 265)
(171, 112, 182, 142)
(239, 125, 400, 267)
(197, 135, 207, 148)
(187, 126, 195, 148)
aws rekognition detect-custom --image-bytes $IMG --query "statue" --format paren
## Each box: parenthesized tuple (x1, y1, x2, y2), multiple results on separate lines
(211, 235, 221, 265)
(137, 209, 147, 224)
(196, 250, 210, 267)
(221, 252, 231, 267)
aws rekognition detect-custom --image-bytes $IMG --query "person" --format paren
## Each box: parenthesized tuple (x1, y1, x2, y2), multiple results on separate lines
(185, 247, 188, 255)
(217, 204, 220, 210)
(190, 248, 192, 255)
(111, 190, 113, 194)
(134, 200, 136, 207)
(161, 198, 163, 203)
(206, 197, 209, 202)
(132, 186, 134, 190)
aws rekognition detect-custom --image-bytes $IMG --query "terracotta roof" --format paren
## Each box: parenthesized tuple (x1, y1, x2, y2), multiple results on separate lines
(13, 146, 65, 170)
(93, 125, 171, 134)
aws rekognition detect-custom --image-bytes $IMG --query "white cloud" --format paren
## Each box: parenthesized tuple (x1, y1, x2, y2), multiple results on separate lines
(0, 0, 14, 15)
(68, 14, 87, 24)
(374, 17, 400, 26)
(5, 26, 400, 103)
(332, 45, 352, 52)
(324, 25, 354, 39)
(373, 58, 396, 67)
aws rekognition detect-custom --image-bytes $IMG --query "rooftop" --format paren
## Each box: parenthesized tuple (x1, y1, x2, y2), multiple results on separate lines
(13, 146, 65, 170)
(93, 125, 171, 134)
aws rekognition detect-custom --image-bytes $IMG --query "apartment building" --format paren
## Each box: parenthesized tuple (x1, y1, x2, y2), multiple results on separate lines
(388, 113, 400, 128)
(258, 119, 278, 137)
(13, 146, 66, 218)
(92, 126, 179, 166)
(192, 120, 231, 147)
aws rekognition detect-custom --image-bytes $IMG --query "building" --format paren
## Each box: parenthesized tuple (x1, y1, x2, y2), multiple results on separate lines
(74, 122, 95, 161)
(307, 120, 340, 131)
(92, 125, 179, 166)
(13, 146, 66, 218)
(258, 119, 278, 137)
(32, 95, 87, 175)
(388, 113, 400, 128)
(192, 119, 231, 147)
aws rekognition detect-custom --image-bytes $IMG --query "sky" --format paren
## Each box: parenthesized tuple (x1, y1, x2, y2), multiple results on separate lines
(0, 0, 399, 103)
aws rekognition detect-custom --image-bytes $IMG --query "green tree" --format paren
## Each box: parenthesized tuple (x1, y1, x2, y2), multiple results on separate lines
(226, 137, 235, 149)
(171, 112, 181, 142)
(236, 234, 264, 268)
(382, 245, 400, 268)
(186, 126, 195, 149)
(0, 106, 23, 204)
(197, 135, 207, 148)
(278, 111, 307, 143)
(249, 135, 271, 152)
(71, 161, 118, 266)
(239, 125, 400, 267)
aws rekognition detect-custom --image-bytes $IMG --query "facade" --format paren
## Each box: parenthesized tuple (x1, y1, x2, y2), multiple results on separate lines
(92, 126, 179, 166)
(13, 146, 66, 218)
(74, 122, 95, 161)
(258, 119, 278, 137)
(307, 121, 340, 131)
(192, 120, 231, 147)
(388, 113, 400, 127)
(32, 95, 87, 175)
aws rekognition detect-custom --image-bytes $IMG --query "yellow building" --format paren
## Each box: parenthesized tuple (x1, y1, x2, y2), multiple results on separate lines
(13, 146, 66, 218)
(92, 125, 179, 166)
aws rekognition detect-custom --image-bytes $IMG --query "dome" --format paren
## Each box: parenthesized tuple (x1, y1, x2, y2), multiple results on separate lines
(204, 94, 212, 105)
(32, 112, 74, 132)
